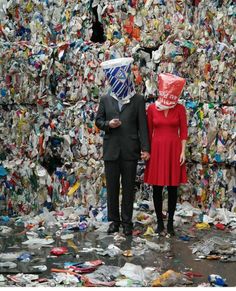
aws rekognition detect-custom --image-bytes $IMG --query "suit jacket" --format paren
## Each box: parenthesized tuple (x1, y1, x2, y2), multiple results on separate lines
(95, 94, 150, 161)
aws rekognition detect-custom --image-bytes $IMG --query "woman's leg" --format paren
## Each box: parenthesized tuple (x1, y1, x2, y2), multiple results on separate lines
(167, 186, 178, 235)
(153, 185, 164, 233)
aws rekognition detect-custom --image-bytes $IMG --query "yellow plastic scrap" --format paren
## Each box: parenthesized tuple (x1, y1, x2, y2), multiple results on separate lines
(153, 19, 159, 29)
(152, 269, 192, 287)
(152, 270, 180, 287)
(26, 1, 33, 13)
(65, 10, 71, 22)
(106, 27, 113, 41)
(199, 109, 204, 121)
(136, 213, 149, 221)
(143, 226, 155, 236)
(10, 87, 15, 95)
(67, 181, 80, 196)
(122, 250, 133, 257)
(195, 222, 210, 230)
(67, 239, 79, 253)
(200, 189, 207, 203)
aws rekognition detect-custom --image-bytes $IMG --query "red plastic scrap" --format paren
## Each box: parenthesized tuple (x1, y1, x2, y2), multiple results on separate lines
(50, 247, 68, 256)
(69, 266, 97, 274)
(37, 278, 49, 283)
(7, 275, 21, 283)
(184, 271, 204, 278)
(132, 229, 142, 236)
(82, 276, 116, 287)
(215, 223, 225, 230)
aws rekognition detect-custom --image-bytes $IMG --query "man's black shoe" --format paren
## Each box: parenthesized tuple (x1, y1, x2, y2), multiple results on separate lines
(107, 222, 120, 234)
(123, 225, 133, 236)
(155, 220, 165, 235)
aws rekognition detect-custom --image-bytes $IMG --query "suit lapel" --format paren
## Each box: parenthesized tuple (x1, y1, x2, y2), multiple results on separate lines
(111, 97, 120, 113)
(121, 94, 136, 112)
(120, 103, 129, 113)
(110, 94, 136, 113)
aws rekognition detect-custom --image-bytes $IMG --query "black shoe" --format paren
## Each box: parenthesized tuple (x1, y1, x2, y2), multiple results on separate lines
(123, 224, 133, 236)
(107, 222, 120, 234)
(167, 221, 175, 236)
(155, 220, 165, 234)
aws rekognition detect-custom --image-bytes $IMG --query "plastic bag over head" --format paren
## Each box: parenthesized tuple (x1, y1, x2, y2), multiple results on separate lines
(156, 73, 186, 110)
(101, 57, 136, 104)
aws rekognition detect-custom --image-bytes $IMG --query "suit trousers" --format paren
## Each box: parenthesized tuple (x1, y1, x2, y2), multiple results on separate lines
(104, 157, 138, 226)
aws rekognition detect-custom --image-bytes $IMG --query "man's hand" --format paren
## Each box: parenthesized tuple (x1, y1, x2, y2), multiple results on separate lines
(109, 119, 122, 128)
(180, 152, 186, 166)
(141, 151, 150, 161)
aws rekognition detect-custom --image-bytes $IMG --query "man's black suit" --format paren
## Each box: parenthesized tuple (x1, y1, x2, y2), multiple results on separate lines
(95, 93, 150, 227)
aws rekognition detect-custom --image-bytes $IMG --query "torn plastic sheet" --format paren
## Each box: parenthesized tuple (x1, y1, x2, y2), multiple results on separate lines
(22, 238, 54, 246)
(97, 244, 122, 257)
(85, 265, 120, 282)
(119, 263, 145, 284)
(191, 236, 236, 257)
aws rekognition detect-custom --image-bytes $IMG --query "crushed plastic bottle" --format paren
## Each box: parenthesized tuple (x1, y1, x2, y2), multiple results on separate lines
(208, 274, 228, 287)
(17, 252, 32, 262)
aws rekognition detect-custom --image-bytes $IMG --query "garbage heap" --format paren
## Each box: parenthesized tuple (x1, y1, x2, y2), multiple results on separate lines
(0, 0, 235, 216)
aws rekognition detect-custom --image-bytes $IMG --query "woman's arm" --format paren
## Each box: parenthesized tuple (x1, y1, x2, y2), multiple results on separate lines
(180, 139, 187, 166)
(179, 105, 188, 166)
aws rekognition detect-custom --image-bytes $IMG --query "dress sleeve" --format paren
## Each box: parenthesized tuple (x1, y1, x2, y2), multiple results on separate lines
(147, 104, 154, 144)
(179, 104, 188, 140)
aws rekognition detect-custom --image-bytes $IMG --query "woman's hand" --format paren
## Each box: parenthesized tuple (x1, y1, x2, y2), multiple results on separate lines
(180, 151, 186, 166)
(141, 151, 150, 161)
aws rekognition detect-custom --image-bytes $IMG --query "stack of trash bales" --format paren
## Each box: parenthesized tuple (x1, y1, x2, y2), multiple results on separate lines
(0, 0, 235, 216)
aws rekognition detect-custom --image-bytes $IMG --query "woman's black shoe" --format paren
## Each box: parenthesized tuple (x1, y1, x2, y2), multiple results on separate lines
(167, 221, 175, 236)
(107, 222, 120, 234)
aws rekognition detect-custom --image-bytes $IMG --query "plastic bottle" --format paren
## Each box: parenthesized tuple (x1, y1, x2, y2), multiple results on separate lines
(208, 274, 227, 286)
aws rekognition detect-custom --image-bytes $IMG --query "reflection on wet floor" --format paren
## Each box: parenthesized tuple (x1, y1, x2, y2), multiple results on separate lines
(0, 221, 236, 287)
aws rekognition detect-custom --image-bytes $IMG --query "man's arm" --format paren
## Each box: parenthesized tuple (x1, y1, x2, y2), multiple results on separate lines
(138, 96, 150, 156)
(95, 97, 110, 133)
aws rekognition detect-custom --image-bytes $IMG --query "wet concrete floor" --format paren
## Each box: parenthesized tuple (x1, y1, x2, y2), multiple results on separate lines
(0, 223, 236, 287)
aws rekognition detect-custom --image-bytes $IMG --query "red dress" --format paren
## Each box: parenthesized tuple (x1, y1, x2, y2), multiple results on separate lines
(144, 103, 188, 186)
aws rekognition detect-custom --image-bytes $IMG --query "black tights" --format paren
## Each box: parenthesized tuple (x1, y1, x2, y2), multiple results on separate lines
(153, 186, 178, 222)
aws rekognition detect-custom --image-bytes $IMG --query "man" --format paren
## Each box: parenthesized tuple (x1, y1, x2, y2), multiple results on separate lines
(95, 57, 150, 236)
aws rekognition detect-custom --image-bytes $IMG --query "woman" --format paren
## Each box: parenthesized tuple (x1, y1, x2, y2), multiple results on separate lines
(144, 73, 188, 236)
